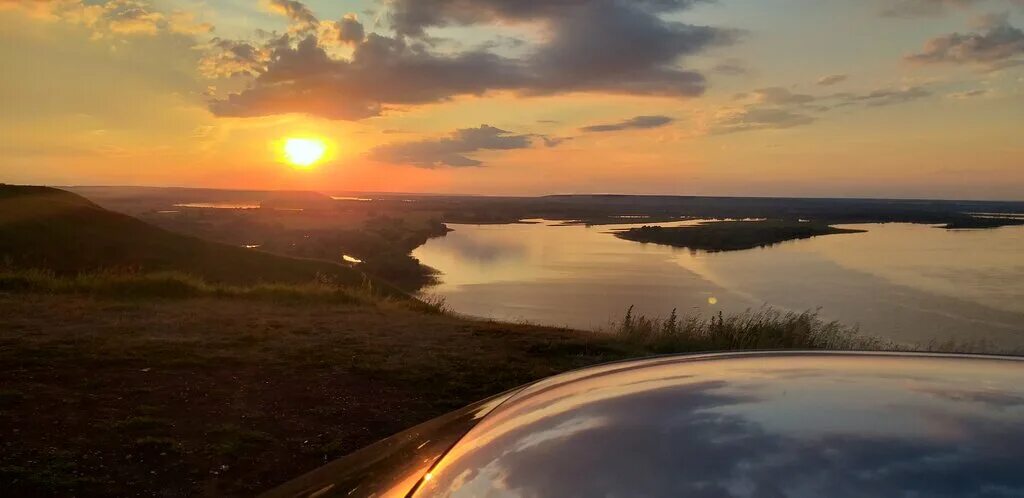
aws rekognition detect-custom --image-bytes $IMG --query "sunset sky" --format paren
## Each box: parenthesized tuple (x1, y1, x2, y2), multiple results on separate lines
(2, 0, 1022, 199)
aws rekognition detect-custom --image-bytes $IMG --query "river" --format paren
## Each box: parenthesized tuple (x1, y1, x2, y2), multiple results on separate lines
(413, 220, 1024, 348)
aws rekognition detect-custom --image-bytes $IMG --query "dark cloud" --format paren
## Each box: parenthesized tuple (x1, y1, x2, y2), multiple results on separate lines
(327, 14, 366, 45)
(581, 115, 674, 133)
(508, 1, 730, 98)
(210, 35, 526, 120)
(199, 39, 269, 78)
(387, 0, 711, 37)
(906, 14, 1024, 68)
(209, 0, 733, 120)
(368, 125, 559, 167)
(817, 74, 849, 86)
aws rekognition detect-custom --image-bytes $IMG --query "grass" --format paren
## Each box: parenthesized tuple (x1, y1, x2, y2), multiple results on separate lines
(607, 306, 1021, 355)
(0, 268, 444, 313)
(609, 305, 896, 353)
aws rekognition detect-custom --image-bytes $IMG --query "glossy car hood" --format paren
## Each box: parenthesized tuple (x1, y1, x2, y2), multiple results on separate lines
(413, 352, 1024, 498)
(264, 352, 1024, 497)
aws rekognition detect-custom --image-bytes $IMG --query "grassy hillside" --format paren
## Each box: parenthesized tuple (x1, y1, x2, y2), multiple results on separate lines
(0, 185, 377, 288)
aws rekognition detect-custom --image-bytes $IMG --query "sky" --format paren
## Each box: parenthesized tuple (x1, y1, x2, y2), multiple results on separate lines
(1, 0, 1022, 199)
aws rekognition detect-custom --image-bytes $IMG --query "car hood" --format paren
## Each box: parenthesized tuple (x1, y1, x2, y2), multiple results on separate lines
(267, 352, 1024, 498)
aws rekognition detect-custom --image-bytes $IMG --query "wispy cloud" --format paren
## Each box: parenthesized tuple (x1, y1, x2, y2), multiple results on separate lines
(817, 74, 849, 86)
(906, 14, 1024, 69)
(369, 125, 562, 167)
(708, 84, 932, 134)
(581, 115, 674, 133)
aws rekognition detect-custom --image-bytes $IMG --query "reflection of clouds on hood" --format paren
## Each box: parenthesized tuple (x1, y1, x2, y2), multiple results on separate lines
(422, 356, 1024, 498)
(915, 386, 1024, 408)
(490, 384, 772, 498)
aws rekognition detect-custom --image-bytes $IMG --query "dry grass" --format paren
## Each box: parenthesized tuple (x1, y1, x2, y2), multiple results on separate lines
(0, 268, 442, 313)
(608, 306, 896, 352)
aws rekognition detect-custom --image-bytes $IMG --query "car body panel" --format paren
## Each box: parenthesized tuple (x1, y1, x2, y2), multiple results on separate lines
(266, 352, 1024, 498)
(259, 390, 521, 498)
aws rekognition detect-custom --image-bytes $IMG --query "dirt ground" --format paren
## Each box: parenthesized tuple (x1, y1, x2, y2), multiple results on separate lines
(0, 293, 635, 496)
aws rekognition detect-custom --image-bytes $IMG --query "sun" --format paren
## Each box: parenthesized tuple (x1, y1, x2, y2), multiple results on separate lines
(283, 137, 327, 168)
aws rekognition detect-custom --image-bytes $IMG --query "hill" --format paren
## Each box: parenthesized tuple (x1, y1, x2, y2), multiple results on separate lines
(0, 185, 372, 287)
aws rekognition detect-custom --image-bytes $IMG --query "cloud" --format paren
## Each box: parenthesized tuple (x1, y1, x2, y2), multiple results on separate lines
(905, 14, 1024, 68)
(386, 0, 712, 37)
(817, 74, 850, 86)
(267, 0, 318, 33)
(948, 88, 989, 98)
(841, 86, 932, 106)
(581, 115, 674, 133)
(0, 0, 211, 37)
(324, 14, 365, 45)
(711, 59, 748, 76)
(711, 107, 816, 134)
(879, 0, 984, 18)
(369, 125, 559, 167)
(750, 87, 817, 105)
(708, 84, 933, 134)
(198, 39, 270, 78)
(165, 10, 214, 35)
(210, 34, 528, 120)
(208, 0, 733, 120)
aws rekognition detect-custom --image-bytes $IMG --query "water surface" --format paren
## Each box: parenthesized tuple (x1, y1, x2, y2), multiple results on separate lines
(414, 221, 1024, 348)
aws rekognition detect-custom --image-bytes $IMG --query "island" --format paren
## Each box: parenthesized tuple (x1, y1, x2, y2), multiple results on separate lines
(614, 220, 866, 252)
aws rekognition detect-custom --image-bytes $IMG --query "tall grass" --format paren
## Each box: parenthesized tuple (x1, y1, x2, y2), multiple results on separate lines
(609, 306, 897, 352)
(0, 268, 446, 313)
